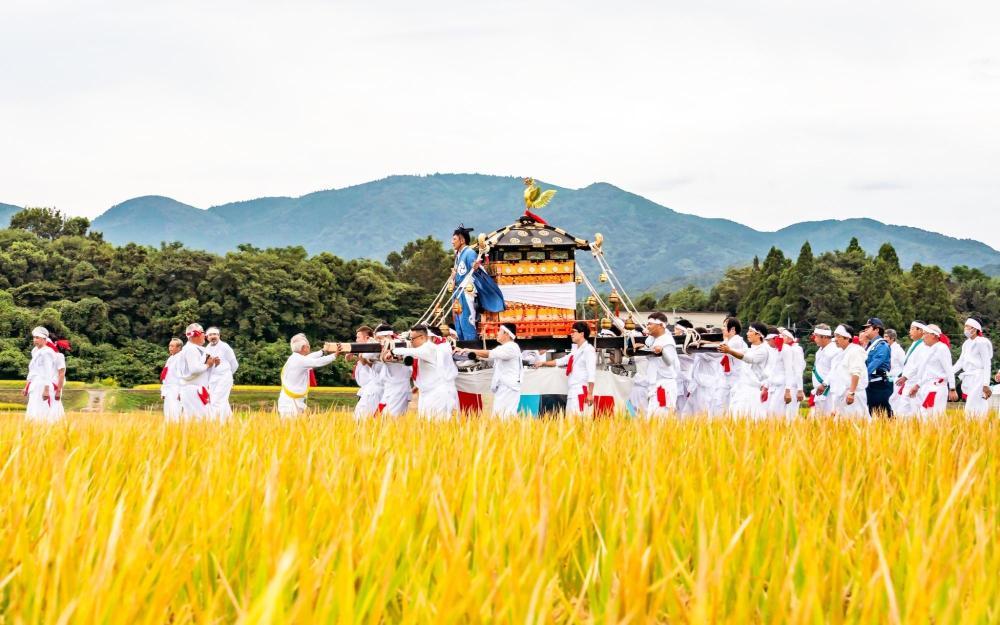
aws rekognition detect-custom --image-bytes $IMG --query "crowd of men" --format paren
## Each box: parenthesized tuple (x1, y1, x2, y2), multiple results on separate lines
(22, 314, 997, 421)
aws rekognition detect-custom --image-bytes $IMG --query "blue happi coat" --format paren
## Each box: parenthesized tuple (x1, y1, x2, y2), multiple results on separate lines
(452, 246, 505, 340)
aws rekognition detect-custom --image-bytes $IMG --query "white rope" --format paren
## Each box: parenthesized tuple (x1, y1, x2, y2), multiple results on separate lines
(415, 279, 451, 327)
(590, 244, 642, 319)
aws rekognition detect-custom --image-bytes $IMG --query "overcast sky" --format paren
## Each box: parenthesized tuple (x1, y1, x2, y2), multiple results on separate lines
(2, 0, 998, 245)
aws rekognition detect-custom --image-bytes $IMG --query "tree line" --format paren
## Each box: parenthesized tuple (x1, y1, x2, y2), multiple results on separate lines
(5, 208, 999, 386)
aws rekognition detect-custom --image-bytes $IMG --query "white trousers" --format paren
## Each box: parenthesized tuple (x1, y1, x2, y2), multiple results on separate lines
(960, 374, 990, 418)
(209, 373, 234, 420)
(687, 384, 727, 418)
(830, 390, 870, 419)
(728, 385, 767, 420)
(180, 385, 213, 420)
(416, 385, 457, 420)
(675, 379, 691, 416)
(565, 383, 590, 416)
(354, 387, 383, 420)
(491, 386, 521, 419)
(25, 380, 55, 422)
(629, 382, 649, 415)
(809, 390, 832, 417)
(917, 383, 948, 419)
(766, 385, 791, 418)
(643, 380, 678, 418)
(889, 382, 919, 417)
(379, 386, 411, 417)
(277, 393, 307, 418)
(162, 384, 182, 421)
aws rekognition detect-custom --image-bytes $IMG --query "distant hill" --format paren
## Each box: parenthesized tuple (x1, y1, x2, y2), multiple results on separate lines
(0, 203, 21, 227)
(16, 174, 1000, 293)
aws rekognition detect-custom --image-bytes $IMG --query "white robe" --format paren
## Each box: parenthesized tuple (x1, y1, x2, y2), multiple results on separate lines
(486, 341, 522, 418)
(890, 339, 928, 418)
(277, 350, 337, 417)
(688, 351, 727, 418)
(205, 340, 238, 420)
(393, 342, 454, 420)
(161, 353, 182, 421)
(643, 333, 679, 418)
(49, 352, 67, 420)
(953, 336, 993, 418)
(810, 342, 839, 417)
(26, 346, 57, 422)
(829, 343, 869, 419)
(914, 341, 954, 419)
(556, 342, 597, 416)
(727, 342, 770, 420)
(352, 352, 384, 420)
(377, 362, 412, 417)
(177, 341, 214, 420)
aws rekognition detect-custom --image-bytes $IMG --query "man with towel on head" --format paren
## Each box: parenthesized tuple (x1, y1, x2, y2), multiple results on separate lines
(719, 321, 771, 419)
(951, 318, 993, 418)
(374, 324, 412, 417)
(392, 324, 456, 419)
(719, 317, 747, 413)
(205, 327, 239, 420)
(23, 326, 57, 422)
(908, 323, 955, 419)
(779, 327, 806, 418)
(891, 321, 930, 417)
(278, 333, 338, 418)
(459, 322, 523, 418)
(177, 323, 218, 420)
(450, 224, 506, 341)
(638, 312, 680, 417)
(808, 324, 838, 416)
(347, 325, 384, 420)
(763, 327, 795, 418)
(534, 321, 597, 416)
(161, 338, 183, 421)
(829, 324, 869, 419)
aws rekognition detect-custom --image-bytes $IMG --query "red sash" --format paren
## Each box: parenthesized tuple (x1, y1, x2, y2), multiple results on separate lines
(578, 386, 589, 411)
(410, 360, 419, 381)
(566, 355, 574, 376)
(160, 366, 168, 382)
(656, 386, 667, 408)
(807, 393, 816, 407)
(774, 337, 784, 351)
(720, 355, 731, 373)
(197, 386, 211, 405)
(760, 387, 769, 403)
(922, 392, 936, 409)
(309, 369, 318, 387)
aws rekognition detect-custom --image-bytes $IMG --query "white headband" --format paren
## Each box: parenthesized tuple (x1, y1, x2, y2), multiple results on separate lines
(498, 325, 516, 340)
(910, 321, 928, 332)
(924, 324, 942, 336)
(965, 318, 982, 332)
(646, 318, 666, 327)
(764, 333, 779, 340)
(779, 329, 795, 340)
(375, 330, 394, 337)
(812, 328, 832, 337)
(31, 326, 49, 339)
(747, 326, 764, 336)
(834, 325, 851, 339)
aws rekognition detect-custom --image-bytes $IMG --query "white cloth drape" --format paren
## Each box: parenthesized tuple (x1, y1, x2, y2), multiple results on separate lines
(499, 281, 576, 310)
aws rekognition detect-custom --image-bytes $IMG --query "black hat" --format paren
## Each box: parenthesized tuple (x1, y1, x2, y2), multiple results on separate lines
(453, 224, 474, 244)
(863, 317, 884, 329)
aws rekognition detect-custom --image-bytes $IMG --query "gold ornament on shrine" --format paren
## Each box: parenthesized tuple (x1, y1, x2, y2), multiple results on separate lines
(600, 317, 612, 330)
(608, 290, 621, 306)
(624, 315, 636, 331)
(599, 272, 608, 283)
(586, 294, 598, 309)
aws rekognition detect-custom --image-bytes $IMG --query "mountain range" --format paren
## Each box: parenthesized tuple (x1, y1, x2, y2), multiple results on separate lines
(6, 174, 1000, 293)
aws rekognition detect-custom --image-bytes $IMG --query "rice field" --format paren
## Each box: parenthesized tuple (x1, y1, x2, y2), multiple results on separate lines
(0, 410, 996, 624)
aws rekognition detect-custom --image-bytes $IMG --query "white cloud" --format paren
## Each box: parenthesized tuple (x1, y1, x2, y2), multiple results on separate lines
(2, 0, 998, 247)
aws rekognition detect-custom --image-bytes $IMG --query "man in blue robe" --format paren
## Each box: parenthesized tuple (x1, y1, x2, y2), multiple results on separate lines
(451, 225, 505, 340)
